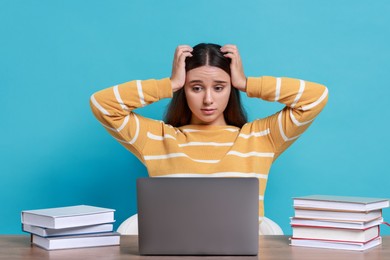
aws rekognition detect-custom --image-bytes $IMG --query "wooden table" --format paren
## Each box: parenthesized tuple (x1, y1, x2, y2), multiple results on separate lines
(0, 235, 388, 260)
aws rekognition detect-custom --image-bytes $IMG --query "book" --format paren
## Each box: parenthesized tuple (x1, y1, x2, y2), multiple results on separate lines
(21, 205, 115, 229)
(293, 195, 390, 211)
(292, 225, 379, 243)
(290, 217, 383, 230)
(294, 208, 382, 222)
(22, 223, 114, 237)
(32, 232, 120, 250)
(290, 236, 382, 251)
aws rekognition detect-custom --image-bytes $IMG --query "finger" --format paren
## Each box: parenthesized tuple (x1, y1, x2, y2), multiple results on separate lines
(178, 51, 193, 63)
(223, 52, 236, 60)
(175, 45, 193, 55)
(223, 52, 241, 65)
(176, 44, 193, 49)
(221, 44, 237, 50)
(222, 48, 239, 57)
(172, 46, 191, 64)
(220, 44, 238, 53)
(221, 48, 240, 64)
(174, 47, 193, 64)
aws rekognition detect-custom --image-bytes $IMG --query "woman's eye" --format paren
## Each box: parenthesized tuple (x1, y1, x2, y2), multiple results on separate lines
(192, 86, 203, 92)
(214, 86, 224, 92)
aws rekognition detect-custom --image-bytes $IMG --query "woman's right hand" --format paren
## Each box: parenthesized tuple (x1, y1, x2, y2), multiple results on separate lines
(170, 45, 193, 92)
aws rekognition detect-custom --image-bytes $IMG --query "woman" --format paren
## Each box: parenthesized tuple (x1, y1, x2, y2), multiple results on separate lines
(90, 43, 328, 224)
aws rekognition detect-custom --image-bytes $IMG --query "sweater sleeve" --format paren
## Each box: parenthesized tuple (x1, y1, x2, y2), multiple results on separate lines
(90, 78, 173, 162)
(246, 76, 328, 160)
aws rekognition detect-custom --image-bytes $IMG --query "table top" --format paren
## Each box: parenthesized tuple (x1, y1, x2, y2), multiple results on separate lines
(0, 235, 388, 260)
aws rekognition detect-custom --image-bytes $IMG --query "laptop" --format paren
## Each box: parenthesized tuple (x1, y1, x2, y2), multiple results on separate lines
(137, 177, 259, 256)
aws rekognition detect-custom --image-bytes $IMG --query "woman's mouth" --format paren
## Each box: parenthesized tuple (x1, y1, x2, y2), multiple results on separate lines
(201, 108, 216, 115)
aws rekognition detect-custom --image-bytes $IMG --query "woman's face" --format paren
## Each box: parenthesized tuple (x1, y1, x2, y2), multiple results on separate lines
(184, 65, 231, 126)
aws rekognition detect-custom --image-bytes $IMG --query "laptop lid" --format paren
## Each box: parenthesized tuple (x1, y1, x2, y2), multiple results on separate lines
(137, 177, 259, 255)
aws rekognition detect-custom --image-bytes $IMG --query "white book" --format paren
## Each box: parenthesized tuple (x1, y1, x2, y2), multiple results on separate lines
(21, 205, 115, 229)
(292, 225, 379, 243)
(290, 217, 383, 229)
(23, 223, 114, 237)
(293, 195, 389, 211)
(294, 208, 382, 222)
(290, 236, 382, 251)
(32, 232, 120, 250)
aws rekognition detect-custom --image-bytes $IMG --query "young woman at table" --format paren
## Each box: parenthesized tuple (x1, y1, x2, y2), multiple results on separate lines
(90, 43, 328, 229)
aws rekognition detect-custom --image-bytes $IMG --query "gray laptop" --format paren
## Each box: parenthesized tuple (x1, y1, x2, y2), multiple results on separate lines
(137, 177, 259, 256)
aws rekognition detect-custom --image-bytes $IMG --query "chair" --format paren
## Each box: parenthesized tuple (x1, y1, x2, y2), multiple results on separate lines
(117, 214, 284, 235)
(258, 216, 284, 235)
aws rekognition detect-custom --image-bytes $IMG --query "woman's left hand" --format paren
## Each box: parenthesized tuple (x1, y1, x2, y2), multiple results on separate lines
(221, 44, 247, 92)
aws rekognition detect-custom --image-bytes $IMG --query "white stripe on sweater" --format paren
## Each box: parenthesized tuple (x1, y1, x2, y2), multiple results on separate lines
(90, 95, 110, 115)
(136, 80, 146, 106)
(144, 153, 219, 163)
(129, 114, 140, 144)
(99, 121, 117, 132)
(239, 129, 270, 139)
(290, 80, 305, 108)
(147, 132, 176, 140)
(113, 85, 130, 111)
(227, 151, 274, 158)
(181, 129, 201, 133)
(178, 142, 234, 147)
(182, 128, 238, 133)
(275, 77, 281, 101)
(289, 109, 314, 126)
(301, 87, 328, 111)
(144, 149, 274, 163)
(156, 172, 268, 179)
(108, 114, 140, 145)
(97, 116, 130, 133)
(116, 115, 129, 132)
(277, 111, 300, 142)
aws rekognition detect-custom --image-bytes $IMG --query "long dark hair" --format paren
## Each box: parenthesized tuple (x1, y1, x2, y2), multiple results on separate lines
(164, 43, 247, 127)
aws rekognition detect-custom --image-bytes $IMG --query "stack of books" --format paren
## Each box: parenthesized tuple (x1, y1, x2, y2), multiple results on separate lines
(21, 205, 120, 250)
(290, 195, 389, 251)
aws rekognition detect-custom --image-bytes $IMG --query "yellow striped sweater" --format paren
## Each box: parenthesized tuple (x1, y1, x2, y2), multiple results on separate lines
(90, 76, 328, 220)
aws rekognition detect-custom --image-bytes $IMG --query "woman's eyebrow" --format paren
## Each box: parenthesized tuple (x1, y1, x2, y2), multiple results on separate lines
(188, 80, 228, 84)
(189, 80, 203, 84)
(214, 80, 228, 84)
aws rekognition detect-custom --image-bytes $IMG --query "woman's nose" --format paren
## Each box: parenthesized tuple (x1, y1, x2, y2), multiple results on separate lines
(203, 90, 214, 105)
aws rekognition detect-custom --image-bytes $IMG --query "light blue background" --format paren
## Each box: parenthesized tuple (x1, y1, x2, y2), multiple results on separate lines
(1, 0, 389, 235)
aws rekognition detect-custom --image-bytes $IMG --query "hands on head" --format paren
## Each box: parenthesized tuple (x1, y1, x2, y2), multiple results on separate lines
(220, 45, 247, 92)
(170, 45, 193, 92)
(170, 44, 247, 92)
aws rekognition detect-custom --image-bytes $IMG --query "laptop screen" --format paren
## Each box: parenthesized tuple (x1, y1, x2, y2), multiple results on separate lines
(137, 177, 259, 256)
